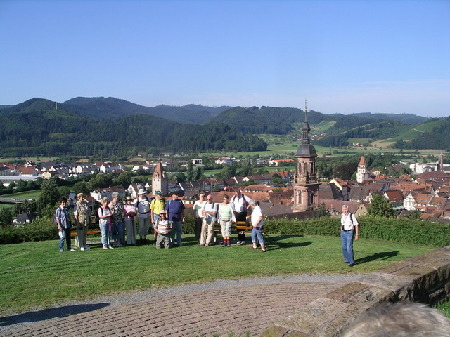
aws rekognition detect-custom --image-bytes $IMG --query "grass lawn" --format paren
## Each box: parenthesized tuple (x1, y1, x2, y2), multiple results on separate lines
(0, 190, 41, 199)
(0, 234, 436, 316)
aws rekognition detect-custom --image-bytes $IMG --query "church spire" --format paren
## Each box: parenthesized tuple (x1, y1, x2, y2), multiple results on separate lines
(301, 98, 311, 144)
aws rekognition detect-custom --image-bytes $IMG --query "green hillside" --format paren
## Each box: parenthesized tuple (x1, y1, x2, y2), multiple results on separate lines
(394, 118, 450, 151)
(0, 99, 266, 157)
(390, 118, 445, 141)
(63, 97, 228, 124)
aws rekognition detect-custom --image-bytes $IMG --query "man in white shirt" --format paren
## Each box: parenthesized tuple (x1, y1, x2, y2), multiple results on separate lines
(200, 194, 218, 246)
(135, 189, 150, 244)
(340, 205, 359, 267)
(230, 189, 252, 245)
(193, 192, 206, 244)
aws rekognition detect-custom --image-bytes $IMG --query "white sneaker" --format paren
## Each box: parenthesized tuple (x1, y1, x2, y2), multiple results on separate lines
(80, 247, 85, 251)
(69, 249, 76, 252)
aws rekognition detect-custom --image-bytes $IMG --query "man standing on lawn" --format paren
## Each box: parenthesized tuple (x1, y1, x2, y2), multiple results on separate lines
(165, 192, 185, 246)
(135, 189, 151, 244)
(340, 205, 359, 267)
(230, 188, 252, 245)
(55, 197, 75, 252)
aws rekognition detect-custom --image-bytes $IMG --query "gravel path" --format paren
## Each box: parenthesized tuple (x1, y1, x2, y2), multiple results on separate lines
(0, 274, 363, 337)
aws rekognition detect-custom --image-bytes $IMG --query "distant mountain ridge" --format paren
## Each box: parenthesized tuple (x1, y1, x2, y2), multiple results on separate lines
(0, 96, 446, 157)
(0, 98, 266, 157)
(351, 112, 427, 125)
(63, 97, 230, 124)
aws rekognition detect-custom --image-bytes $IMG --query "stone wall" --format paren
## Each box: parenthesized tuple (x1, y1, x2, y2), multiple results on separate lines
(261, 246, 450, 337)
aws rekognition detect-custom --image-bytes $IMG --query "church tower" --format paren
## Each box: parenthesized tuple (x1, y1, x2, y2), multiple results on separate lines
(293, 100, 320, 212)
(152, 161, 168, 196)
(356, 155, 369, 183)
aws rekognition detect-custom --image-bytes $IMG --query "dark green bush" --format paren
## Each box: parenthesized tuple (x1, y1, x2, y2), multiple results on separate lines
(264, 216, 450, 246)
(183, 215, 195, 234)
(0, 217, 57, 244)
(1, 215, 449, 247)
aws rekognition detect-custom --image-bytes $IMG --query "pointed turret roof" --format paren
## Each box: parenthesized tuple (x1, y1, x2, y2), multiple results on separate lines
(153, 162, 163, 176)
(296, 99, 316, 157)
(359, 156, 366, 166)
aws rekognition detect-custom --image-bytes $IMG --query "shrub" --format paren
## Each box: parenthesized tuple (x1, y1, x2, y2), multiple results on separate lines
(264, 216, 450, 246)
(0, 217, 57, 244)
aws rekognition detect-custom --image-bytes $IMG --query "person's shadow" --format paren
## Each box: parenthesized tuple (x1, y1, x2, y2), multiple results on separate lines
(355, 251, 400, 265)
(0, 303, 109, 327)
(267, 235, 312, 249)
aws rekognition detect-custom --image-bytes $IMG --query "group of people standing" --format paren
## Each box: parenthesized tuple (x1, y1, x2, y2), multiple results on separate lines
(55, 191, 360, 266)
(193, 189, 266, 251)
(55, 188, 266, 252)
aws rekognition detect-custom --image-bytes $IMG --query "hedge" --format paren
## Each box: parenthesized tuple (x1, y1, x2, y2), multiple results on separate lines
(1, 216, 449, 246)
(0, 217, 58, 244)
(264, 216, 450, 246)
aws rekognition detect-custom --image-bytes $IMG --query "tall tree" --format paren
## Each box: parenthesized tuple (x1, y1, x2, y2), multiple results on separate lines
(368, 193, 396, 218)
(37, 178, 61, 216)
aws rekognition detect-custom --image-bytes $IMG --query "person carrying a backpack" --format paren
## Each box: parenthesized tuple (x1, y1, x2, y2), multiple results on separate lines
(74, 193, 90, 251)
(55, 197, 75, 252)
(340, 205, 360, 267)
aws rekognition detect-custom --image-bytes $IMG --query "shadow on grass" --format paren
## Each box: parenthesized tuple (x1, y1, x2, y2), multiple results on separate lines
(0, 303, 109, 326)
(267, 235, 312, 249)
(355, 251, 399, 265)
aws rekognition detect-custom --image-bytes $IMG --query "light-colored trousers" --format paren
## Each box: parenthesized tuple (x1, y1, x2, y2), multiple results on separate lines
(220, 219, 231, 238)
(200, 217, 215, 245)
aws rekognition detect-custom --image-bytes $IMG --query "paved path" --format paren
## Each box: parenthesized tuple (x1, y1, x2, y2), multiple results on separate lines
(0, 274, 364, 337)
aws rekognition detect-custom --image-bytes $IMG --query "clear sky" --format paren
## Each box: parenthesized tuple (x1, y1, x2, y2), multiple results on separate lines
(1, 0, 449, 117)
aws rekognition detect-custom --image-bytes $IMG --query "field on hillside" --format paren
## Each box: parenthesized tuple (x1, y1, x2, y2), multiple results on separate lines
(389, 119, 444, 142)
(311, 120, 336, 133)
(0, 190, 41, 199)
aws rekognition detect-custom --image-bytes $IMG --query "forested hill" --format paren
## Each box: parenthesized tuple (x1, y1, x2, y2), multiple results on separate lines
(209, 106, 410, 139)
(351, 112, 427, 125)
(63, 97, 229, 124)
(0, 98, 266, 157)
(210, 106, 324, 134)
(395, 117, 450, 151)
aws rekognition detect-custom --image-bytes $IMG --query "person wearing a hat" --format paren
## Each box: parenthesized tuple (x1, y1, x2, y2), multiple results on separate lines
(135, 189, 150, 244)
(154, 210, 171, 249)
(123, 196, 137, 245)
(150, 191, 165, 243)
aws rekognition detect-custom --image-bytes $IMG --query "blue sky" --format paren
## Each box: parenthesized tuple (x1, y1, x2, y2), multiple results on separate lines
(1, 0, 449, 117)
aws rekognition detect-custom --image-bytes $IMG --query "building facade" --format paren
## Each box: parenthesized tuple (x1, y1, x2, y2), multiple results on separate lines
(293, 101, 320, 212)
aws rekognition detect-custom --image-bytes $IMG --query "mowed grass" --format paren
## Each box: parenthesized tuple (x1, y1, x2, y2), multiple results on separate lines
(0, 235, 436, 316)
(0, 190, 41, 199)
